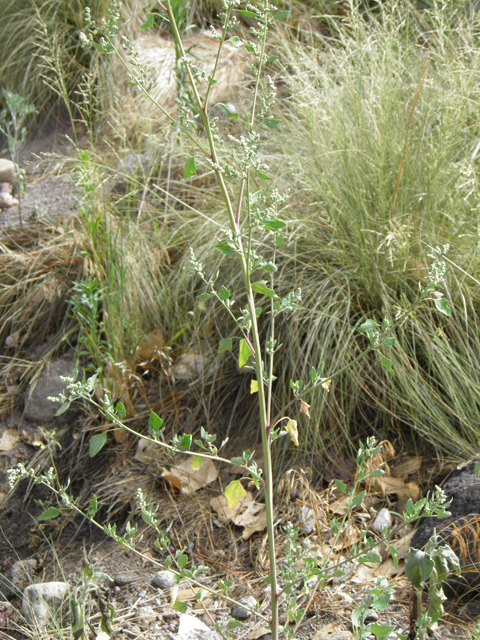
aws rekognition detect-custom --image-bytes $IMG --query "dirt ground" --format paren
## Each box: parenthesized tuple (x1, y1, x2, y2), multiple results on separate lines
(0, 133, 478, 640)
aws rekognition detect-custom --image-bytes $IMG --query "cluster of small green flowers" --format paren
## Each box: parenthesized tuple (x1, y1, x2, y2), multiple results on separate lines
(227, 131, 268, 179)
(8, 463, 33, 489)
(427, 244, 449, 288)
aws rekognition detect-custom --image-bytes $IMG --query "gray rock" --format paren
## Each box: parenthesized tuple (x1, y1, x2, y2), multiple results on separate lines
(411, 458, 480, 601)
(152, 570, 176, 589)
(23, 359, 79, 422)
(22, 581, 69, 627)
(299, 506, 315, 535)
(0, 159, 15, 182)
(0, 558, 37, 600)
(0, 182, 18, 209)
(176, 613, 221, 640)
(114, 571, 136, 586)
(231, 595, 257, 620)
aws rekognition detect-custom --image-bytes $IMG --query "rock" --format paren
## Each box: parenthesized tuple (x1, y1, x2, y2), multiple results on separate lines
(231, 595, 257, 620)
(299, 506, 315, 535)
(0, 159, 15, 182)
(411, 458, 480, 601)
(23, 359, 79, 422)
(22, 581, 69, 627)
(0, 558, 37, 600)
(96, 633, 111, 640)
(0, 182, 19, 209)
(364, 610, 379, 623)
(114, 571, 136, 586)
(372, 508, 392, 533)
(176, 613, 221, 640)
(152, 570, 176, 589)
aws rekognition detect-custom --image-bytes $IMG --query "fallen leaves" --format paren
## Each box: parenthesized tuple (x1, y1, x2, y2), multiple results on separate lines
(162, 457, 218, 494)
(210, 491, 267, 540)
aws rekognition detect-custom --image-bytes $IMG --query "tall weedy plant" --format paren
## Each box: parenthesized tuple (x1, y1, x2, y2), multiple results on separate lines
(8, 2, 458, 639)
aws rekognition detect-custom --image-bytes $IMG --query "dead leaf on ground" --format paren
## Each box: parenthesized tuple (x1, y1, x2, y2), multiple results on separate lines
(392, 456, 424, 479)
(329, 494, 350, 515)
(210, 492, 267, 540)
(135, 329, 165, 367)
(251, 627, 271, 639)
(369, 475, 406, 495)
(313, 623, 355, 639)
(162, 457, 218, 493)
(332, 523, 362, 549)
(374, 557, 404, 578)
(5, 331, 20, 347)
(396, 482, 421, 511)
(0, 429, 20, 452)
(389, 530, 416, 561)
(350, 563, 376, 584)
(135, 439, 162, 465)
(0, 490, 7, 505)
(176, 588, 197, 601)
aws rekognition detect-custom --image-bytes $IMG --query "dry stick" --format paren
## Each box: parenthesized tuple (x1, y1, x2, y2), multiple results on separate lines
(389, 29, 435, 221)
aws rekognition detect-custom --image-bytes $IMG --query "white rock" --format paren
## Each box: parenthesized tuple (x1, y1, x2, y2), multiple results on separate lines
(0, 159, 15, 182)
(177, 613, 221, 640)
(96, 633, 111, 640)
(231, 595, 257, 620)
(152, 570, 176, 589)
(22, 581, 69, 628)
(372, 508, 393, 533)
(299, 506, 315, 535)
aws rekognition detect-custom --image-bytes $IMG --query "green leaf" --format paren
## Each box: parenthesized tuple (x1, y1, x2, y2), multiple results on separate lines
(88, 495, 98, 517)
(180, 434, 192, 450)
(264, 116, 280, 129)
(149, 411, 164, 435)
(140, 12, 155, 29)
(251, 281, 279, 299)
(177, 554, 188, 568)
(115, 401, 126, 420)
(370, 623, 396, 639)
(228, 36, 243, 47)
(38, 506, 61, 521)
(383, 337, 396, 347)
(184, 157, 197, 179)
(173, 600, 188, 614)
(262, 219, 286, 232)
(197, 292, 211, 301)
(54, 400, 72, 416)
(335, 479, 347, 494)
(435, 298, 451, 316)
(191, 455, 203, 471)
(256, 171, 272, 180)
(215, 242, 235, 256)
(274, 9, 290, 19)
(227, 619, 244, 629)
(359, 549, 382, 564)
(219, 285, 231, 300)
(351, 490, 366, 507)
(405, 548, 434, 590)
(225, 480, 246, 509)
(381, 356, 394, 374)
(250, 379, 259, 394)
(218, 338, 233, 354)
(90, 432, 107, 458)
(239, 339, 254, 368)
(239, 9, 256, 17)
(220, 103, 239, 118)
(359, 319, 380, 333)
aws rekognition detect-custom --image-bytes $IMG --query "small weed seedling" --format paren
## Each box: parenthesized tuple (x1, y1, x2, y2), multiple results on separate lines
(0, 89, 37, 227)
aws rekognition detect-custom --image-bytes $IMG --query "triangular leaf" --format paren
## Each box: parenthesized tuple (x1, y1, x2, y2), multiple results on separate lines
(218, 338, 233, 354)
(250, 379, 258, 394)
(172, 600, 188, 614)
(224, 480, 246, 509)
(285, 419, 298, 446)
(228, 36, 243, 47)
(191, 455, 203, 471)
(381, 356, 394, 374)
(239, 339, 254, 368)
(435, 298, 451, 316)
(90, 432, 107, 458)
(140, 12, 155, 29)
(184, 157, 197, 179)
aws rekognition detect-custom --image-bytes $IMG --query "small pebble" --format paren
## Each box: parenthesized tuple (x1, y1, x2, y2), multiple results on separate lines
(152, 570, 176, 589)
(231, 596, 257, 620)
